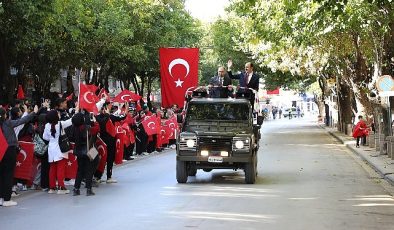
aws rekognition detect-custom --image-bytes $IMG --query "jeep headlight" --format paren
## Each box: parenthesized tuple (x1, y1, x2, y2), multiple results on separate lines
(235, 140, 244, 149)
(179, 133, 197, 151)
(186, 139, 195, 148)
(232, 137, 250, 151)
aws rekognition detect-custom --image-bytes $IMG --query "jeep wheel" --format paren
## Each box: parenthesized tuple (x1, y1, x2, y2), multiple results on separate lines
(203, 169, 212, 172)
(188, 164, 197, 176)
(176, 160, 188, 183)
(244, 157, 256, 184)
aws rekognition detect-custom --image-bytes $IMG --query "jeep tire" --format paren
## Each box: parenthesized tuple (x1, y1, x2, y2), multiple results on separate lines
(176, 160, 188, 183)
(244, 156, 256, 184)
(188, 164, 197, 176)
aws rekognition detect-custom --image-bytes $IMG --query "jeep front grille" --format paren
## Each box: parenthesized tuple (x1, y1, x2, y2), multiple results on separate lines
(198, 137, 232, 151)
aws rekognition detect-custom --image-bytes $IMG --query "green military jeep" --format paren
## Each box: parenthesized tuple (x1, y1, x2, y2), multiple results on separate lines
(176, 90, 263, 184)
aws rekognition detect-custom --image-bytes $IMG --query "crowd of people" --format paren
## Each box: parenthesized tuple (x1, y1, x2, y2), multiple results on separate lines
(0, 93, 181, 207)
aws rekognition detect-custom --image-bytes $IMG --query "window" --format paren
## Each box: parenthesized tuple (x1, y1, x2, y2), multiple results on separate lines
(187, 103, 249, 121)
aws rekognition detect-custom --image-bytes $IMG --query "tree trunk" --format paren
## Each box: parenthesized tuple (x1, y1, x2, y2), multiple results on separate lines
(338, 78, 353, 135)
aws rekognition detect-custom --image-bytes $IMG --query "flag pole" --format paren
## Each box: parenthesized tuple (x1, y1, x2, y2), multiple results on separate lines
(77, 68, 82, 109)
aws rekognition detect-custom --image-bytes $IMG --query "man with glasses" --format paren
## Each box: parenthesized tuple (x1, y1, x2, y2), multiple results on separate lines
(208, 66, 233, 98)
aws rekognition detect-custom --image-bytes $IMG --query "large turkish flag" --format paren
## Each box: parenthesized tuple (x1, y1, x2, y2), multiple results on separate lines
(160, 48, 199, 108)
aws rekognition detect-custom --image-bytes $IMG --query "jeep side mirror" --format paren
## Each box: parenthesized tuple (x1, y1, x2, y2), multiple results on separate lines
(257, 115, 264, 125)
(177, 114, 184, 123)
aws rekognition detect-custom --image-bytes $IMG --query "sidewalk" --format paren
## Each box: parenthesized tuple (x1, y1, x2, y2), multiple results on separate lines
(323, 126, 394, 186)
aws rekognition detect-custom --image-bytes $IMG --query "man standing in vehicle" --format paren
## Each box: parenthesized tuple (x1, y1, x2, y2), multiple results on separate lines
(208, 66, 233, 98)
(227, 60, 259, 91)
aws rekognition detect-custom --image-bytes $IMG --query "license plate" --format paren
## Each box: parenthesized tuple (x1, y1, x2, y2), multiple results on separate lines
(208, 156, 223, 163)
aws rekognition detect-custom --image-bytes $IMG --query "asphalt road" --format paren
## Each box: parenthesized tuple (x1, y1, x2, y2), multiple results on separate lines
(1, 117, 394, 230)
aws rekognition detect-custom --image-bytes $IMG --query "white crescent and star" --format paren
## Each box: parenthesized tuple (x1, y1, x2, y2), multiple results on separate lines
(67, 161, 72, 166)
(19, 150, 27, 161)
(147, 121, 155, 129)
(175, 78, 184, 87)
(169, 123, 176, 129)
(168, 58, 189, 88)
(120, 95, 132, 102)
(16, 161, 21, 167)
(83, 91, 94, 104)
(168, 58, 190, 78)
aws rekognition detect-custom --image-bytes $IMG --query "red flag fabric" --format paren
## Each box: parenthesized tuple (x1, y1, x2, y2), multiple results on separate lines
(0, 128, 8, 162)
(14, 141, 34, 180)
(160, 48, 199, 108)
(112, 90, 141, 103)
(96, 136, 107, 173)
(164, 116, 178, 140)
(17, 85, 25, 100)
(66, 93, 74, 101)
(98, 88, 110, 102)
(79, 83, 100, 113)
(160, 127, 170, 146)
(65, 144, 78, 179)
(106, 119, 116, 137)
(86, 84, 99, 94)
(141, 115, 158, 135)
(115, 133, 124, 165)
(267, 88, 280, 95)
(136, 102, 142, 112)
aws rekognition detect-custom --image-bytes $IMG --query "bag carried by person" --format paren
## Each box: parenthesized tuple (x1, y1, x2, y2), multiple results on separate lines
(59, 122, 71, 153)
(33, 134, 48, 157)
(86, 128, 98, 161)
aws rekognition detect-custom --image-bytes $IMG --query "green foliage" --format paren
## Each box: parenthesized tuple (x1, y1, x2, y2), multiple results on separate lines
(0, 0, 203, 102)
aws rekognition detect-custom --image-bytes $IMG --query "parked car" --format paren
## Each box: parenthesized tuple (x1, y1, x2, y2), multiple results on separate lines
(283, 108, 304, 118)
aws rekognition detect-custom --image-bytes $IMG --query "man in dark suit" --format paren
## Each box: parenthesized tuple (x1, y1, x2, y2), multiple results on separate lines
(227, 60, 260, 91)
(208, 66, 233, 98)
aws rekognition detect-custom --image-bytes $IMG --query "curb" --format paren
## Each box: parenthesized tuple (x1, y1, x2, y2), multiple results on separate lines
(325, 127, 394, 186)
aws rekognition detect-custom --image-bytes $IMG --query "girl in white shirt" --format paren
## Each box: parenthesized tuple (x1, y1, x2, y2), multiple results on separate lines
(43, 109, 76, 194)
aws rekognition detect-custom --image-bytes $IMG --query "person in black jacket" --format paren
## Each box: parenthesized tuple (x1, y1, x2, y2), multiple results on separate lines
(72, 112, 98, 196)
(0, 106, 38, 207)
(227, 60, 260, 91)
(94, 103, 127, 183)
(208, 66, 233, 98)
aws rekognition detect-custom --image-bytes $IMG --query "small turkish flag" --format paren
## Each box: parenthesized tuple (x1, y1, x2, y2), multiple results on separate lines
(98, 88, 110, 102)
(267, 88, 280, 95)
(96, 136, 107, 174)
(14, 141, 34, 180)
(79, 83, 100, 114)
(115, 133, 124, 165)
(66, 93, 74, 101)
(160, 127, 170, 145)
(0, 128, 9, 162)
(65, 143, 77, 179)
(106, 119, 116, 137)
(163, 116, 178, 140)
(160, 48, 199, 108)
(113, 90, 141, 103)
(141, 115, 158, 135)
(17, 85, 25, 100)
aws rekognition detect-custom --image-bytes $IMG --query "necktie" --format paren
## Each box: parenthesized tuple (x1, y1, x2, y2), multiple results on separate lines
(220, 77, 223, 86)
(245, 73, 249, 87)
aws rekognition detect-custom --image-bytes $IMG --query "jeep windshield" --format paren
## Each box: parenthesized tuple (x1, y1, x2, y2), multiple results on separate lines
(186, 103, 249, 121)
